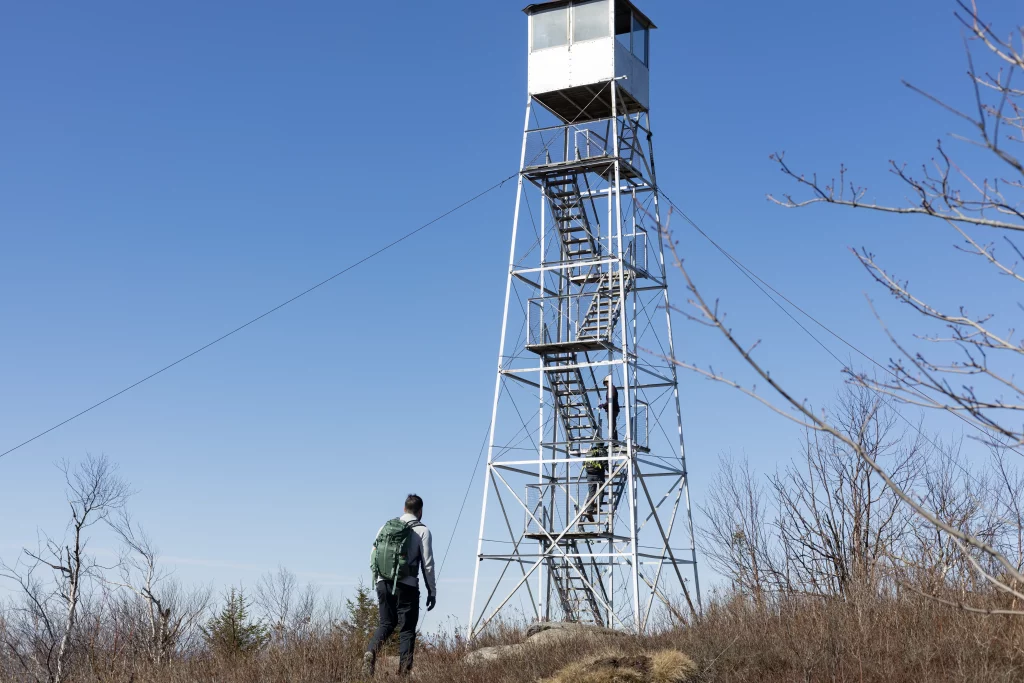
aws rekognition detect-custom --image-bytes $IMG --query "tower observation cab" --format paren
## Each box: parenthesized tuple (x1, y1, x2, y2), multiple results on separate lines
(527, 0, 654, 122)
(469, 1, 700, 637)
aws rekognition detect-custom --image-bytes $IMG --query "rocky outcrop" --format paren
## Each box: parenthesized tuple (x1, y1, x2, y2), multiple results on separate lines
(464, 624, 696, 682)
(463, 642, 528, 664)
(525, 621, 626, 646)
(464, 622, 626, 664)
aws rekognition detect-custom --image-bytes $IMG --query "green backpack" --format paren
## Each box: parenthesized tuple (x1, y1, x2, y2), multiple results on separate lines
(370, 518, 417, 591)
(584, 444, 608, 472)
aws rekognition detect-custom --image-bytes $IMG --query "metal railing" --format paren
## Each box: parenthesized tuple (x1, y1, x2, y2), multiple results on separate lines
(596, 401, 649, 451)
(625, 228, 648, 274)
(528, 292, 600, 347)
(527, 265, 642, 350)
(632, 401, 649, 451)
(524, 119, 615, 168)
(525, 477, 613, 536)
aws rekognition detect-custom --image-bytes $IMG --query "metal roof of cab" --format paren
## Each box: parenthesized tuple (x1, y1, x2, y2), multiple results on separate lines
(522, 0, 657, 30)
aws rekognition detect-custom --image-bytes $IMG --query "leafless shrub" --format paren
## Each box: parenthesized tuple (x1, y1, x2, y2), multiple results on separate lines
(698, 387, 1024, 613)
(698, 453, 778, 599)
(701, 388, 933, 597)
(105, 511, 212, 666)
(669, 228, 1024, 613)
(772, 388, 925, 597)
(255, 565, 321, 645)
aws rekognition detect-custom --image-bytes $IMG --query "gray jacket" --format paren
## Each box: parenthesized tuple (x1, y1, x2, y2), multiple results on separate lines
(373, 513, 437, 596)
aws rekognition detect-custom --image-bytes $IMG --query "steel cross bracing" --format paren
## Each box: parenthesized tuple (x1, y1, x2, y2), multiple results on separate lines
(469, 82, 701, 636)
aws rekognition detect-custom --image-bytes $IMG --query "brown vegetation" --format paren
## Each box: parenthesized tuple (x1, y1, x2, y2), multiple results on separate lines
(539, 649, 696, 683)
(2, 586, 1022, 682)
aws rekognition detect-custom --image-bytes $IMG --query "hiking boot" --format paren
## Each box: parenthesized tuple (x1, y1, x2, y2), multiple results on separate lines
(361, 651, 375, 677)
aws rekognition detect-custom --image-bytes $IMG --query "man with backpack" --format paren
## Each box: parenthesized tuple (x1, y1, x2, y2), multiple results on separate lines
(583, 443, 607, 523)
(362, 494, 436, 677)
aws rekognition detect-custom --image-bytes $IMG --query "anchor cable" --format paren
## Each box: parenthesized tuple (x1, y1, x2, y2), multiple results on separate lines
(0, 174, 516, 460)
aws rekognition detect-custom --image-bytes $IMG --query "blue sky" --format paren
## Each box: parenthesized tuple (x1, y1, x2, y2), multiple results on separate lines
(1, 0, 1019, 626)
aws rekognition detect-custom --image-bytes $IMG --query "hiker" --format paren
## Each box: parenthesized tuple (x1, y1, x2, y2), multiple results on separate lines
(363, 494, 437, 677)
(598, 375, 620, 441)
(583, 443, 607, 523)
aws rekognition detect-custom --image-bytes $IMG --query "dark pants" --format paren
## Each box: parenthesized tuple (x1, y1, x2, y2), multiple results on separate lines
(367, 581, 420, 673)
(586, 468, 605, 515)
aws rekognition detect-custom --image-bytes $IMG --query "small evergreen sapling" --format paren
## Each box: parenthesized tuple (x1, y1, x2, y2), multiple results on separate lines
(342, 580, 378, 641)
(202, 587, 269, 657)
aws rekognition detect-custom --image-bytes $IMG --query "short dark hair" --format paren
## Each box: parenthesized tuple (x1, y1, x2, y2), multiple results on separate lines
(405, 494, 423, 516)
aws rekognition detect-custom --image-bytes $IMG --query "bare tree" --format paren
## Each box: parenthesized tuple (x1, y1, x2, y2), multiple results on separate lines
(0, 454, 131, 682)
(893, 445, 994, 594)
(108, 512, 211, 665)
(698, 453, 778, 599)
(255, 566, 320, 645)
(700, 389, 927, 600)
(767, 1, 1024, 449)
(772, 389, 925, 597)
(665, 1, 1024, 615)
(668, 220, 1024, 613)
(991, 449, 1024, 581)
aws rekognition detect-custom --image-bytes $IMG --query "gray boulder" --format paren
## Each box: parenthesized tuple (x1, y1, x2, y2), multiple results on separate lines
(463, 642, 527, 664)
(526, 621, 624, 645)
(465, 622, 625, 664)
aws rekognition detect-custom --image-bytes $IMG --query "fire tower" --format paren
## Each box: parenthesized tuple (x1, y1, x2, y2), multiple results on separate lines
(469, 0, 700, 635)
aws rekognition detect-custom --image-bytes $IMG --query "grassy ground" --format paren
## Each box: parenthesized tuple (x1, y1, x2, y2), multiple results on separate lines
(28, 590, 1021, 683)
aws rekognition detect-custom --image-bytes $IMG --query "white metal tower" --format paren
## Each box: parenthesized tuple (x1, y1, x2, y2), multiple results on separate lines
(469, 0, 700, 636)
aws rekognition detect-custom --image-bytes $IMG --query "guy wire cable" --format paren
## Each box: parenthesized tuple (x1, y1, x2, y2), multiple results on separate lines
(0, 173, 517, 460)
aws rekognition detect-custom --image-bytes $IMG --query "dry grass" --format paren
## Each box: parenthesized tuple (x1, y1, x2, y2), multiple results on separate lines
(649, 590, 1024, 683)
(539, 649, 697, 683)
(4, 587, 1020, 683)
(539, 653, 650, 683)
(649, 650, 698, 683)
